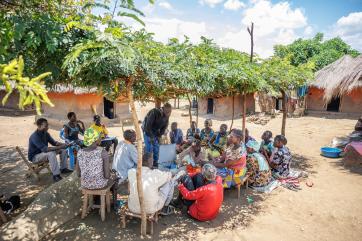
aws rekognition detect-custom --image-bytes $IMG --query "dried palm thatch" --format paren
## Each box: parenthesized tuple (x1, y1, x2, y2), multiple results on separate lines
(312, 55, 362, 103)
(50, 84, 98, 95)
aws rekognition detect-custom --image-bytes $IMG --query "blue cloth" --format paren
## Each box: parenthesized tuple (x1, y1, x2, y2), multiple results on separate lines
(200, 128, 214, 141)
(260, 140, 274, 154)
(170, 129, 184, 145)
(297, 86, 308, 97)
(251, 152, 270, 172)
(28, 131, 57, 161)
(112, 140, 138, 182)
(143, 131, 160, 167)
(186, 128, 201, 141)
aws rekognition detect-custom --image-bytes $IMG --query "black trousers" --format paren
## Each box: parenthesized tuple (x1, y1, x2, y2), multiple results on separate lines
(180, 173, 205, 207)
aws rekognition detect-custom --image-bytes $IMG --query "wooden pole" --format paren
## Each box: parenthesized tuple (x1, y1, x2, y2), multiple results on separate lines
(155, 98, 161, 108)
(173, 98, 177, 108)
(281, 90, 287, 136)
(177, 98, 180, 109)
(230, 95, 235, 131)
(244, 22, 254, 143)
(196, 96, 199, 127)
(127, 78, 147, 237)
(187, 94, 192, 127)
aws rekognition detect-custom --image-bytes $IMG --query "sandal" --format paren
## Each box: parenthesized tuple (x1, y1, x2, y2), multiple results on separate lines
(160, 205, 175, 216)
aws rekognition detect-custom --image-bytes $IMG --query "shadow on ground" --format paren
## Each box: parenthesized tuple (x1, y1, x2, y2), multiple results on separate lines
(292, 154, 316, 174)
(330, 158, 362, 176)
(47, 187, 265, 241)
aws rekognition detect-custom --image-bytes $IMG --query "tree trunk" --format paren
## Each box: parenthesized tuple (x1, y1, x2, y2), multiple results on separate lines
(230, 95, 235, 131)
(242, 92, 247, 143)
(173, 98, 177, 108)
(177, 98, 180, 109)
(127, 79, 147, 237)
(155, 98, 161, 108)
(281, 90, 287, 136)
(196, 96, 199, 127)
(187, 94, 192, 127)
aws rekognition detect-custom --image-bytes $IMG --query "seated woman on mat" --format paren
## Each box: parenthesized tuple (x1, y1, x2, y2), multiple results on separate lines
(209, 129, 247, 189)
(64, 112, 85, 146)
(177, 139, 207, 175)
(91, 115, 118, 153)
(169, 122, 185, 153)
(200, 119, 214, 145)
(269, 135, 292, 178)
(186, 121, 201, 143)
(246, 140, 271, 187)
(76, 127, 115, 190)
(208, 124, 228, 158)
(177, 163, 223, 221)
(259, 130, 274, 160)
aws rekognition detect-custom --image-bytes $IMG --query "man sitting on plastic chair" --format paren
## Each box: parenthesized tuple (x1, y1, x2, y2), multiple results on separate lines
(90, 115, 118, 154)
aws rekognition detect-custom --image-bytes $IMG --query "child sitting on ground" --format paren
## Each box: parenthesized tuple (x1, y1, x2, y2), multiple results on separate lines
(269, 135, 292, 178)
(260, 131, 274, 160)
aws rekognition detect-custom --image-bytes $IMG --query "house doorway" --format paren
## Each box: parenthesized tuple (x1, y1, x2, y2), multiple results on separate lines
(104, 98, 115, 119)
(326, 97, 340, 112)
(207, 98, 214, 114)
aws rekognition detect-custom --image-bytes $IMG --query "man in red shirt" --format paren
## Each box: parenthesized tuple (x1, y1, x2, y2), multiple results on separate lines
(178, 164, 223, 221)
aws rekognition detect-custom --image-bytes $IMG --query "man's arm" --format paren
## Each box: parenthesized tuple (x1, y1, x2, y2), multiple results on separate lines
(178, 184, 206, 200)
(129, 145, 138, 166)
(159, 120, 169, 137)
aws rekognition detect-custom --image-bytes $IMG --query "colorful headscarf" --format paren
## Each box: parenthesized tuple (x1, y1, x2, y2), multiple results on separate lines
(202, 163, 217, 181)
(246, 140, 260, 152)
(83, 127, 100, 147)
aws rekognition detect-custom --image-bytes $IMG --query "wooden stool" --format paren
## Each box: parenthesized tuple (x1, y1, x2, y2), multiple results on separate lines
(15, 146, 51, 181)
(237, 175, 249, 199)
(81, 183, 113, 221)
(0, 208, 7, 224)
(120, 206, 159, 235)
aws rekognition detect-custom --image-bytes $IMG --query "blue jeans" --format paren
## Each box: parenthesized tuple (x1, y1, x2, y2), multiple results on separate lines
(143, 132, 159, 167)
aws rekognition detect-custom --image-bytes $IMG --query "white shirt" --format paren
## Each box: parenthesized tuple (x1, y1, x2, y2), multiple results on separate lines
(128, 167, 172, 214)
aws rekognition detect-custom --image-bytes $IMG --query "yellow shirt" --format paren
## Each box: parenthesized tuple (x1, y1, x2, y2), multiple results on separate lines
(90, 124, 109, 139)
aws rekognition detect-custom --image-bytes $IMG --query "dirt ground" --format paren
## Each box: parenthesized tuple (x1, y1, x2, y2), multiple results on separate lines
(0, 102, 361, 241)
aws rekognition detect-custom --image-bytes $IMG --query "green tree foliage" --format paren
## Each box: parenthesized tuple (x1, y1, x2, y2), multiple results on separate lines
(274, 33, 359, 71)
(0, 56, 53, 114)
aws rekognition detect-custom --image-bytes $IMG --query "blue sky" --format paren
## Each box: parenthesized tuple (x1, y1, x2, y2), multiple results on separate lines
(117, 0, 362, 57)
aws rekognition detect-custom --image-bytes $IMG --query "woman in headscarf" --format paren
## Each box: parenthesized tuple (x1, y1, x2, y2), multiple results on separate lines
(246, 140, 271, 187)
(76, 128, 113, 190)
(210, 129, 247, 188)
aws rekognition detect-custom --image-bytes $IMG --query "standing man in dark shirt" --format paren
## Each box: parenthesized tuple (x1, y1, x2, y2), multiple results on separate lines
(142, 103, 172, 168)
(28, 118, 72, 182)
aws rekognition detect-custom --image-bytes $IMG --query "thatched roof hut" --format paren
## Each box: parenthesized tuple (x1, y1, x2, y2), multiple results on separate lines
(313, 55, 362, 102)
(307, 55, 362, 114)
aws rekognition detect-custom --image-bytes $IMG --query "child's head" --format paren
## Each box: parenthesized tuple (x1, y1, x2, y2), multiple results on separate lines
(220, 124, 228, 134)
(124, 129, 136, 143)
(171, 122, 177, 131)
(191, 139, 201, 153)
(142, 152, 153, 168)
(204, 119, 212, 128)
(262, 131, 273, 141)
(274, 135, 287, 148)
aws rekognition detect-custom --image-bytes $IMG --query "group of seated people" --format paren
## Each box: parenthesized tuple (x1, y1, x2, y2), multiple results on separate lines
(28, 113, 118, 182)
(28, 110, 293, 223)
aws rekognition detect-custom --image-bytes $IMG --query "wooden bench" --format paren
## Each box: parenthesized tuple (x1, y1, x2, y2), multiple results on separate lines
(81, 183, 114, 221)
(0, 208, 7, 224)
(120, 205, 159, 235)
(15, 146, 51, 181)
